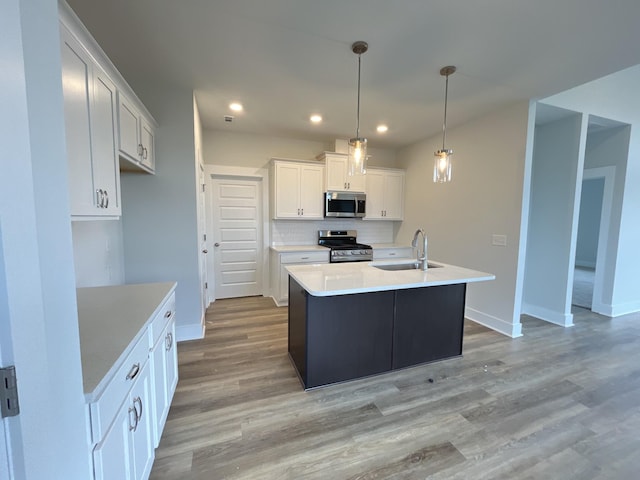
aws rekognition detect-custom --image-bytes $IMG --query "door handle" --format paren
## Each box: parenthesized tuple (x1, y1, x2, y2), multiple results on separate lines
(214, 243, 220, 247)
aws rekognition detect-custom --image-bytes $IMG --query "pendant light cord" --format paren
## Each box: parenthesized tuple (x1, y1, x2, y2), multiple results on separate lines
(356, 53, 362, 139)
(442, 72, 449, 150)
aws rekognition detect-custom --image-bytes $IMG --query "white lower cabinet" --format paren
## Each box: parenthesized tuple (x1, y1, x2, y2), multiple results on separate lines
(93, 359, 153, 480)
(271, 249, 329, 306)
(150, 311, 178, 447)
(86, 288, 178, 480)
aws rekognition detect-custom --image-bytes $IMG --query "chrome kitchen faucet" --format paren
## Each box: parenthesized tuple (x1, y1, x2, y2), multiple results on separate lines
(411, 228, 428, 271)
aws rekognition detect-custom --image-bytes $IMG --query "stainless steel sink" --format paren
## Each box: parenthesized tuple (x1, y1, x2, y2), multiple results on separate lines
(373, 262, 442, 271)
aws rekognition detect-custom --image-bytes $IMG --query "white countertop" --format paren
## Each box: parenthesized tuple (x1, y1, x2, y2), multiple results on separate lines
(285, 260, 495, 296)
(77, 282, 176, 399)
(270, 245, 327, 253)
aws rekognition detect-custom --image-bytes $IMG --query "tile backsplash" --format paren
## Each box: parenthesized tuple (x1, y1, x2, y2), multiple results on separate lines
(271, 219, 395, 245)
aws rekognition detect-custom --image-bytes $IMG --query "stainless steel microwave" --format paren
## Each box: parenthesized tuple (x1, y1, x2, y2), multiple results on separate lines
(324, 191, 366, 218)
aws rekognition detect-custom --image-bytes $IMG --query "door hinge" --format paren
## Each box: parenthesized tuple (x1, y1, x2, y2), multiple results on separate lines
(1, 366, 20, 418)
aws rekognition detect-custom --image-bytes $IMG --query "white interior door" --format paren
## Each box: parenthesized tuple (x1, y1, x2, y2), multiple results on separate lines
(211, 177, 263, 299)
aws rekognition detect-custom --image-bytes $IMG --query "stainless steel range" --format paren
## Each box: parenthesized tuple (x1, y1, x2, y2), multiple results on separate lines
(318, 230, 373, 263)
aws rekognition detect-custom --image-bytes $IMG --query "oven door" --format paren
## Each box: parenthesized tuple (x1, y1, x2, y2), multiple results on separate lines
(325, 192, 366, 218)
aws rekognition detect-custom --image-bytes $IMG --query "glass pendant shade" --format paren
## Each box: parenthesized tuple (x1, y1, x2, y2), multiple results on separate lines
(348, 137, 368, 175)
(433, 65, 456, 183)
(433, 149, 452, 183)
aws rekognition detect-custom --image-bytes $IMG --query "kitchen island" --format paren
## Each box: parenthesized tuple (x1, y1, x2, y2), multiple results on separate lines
(286, 260, 494, 389)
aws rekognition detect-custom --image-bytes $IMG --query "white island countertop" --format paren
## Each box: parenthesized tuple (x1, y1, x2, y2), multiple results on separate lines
(77, 282, 176, 400)
(286, 260, 495, 296)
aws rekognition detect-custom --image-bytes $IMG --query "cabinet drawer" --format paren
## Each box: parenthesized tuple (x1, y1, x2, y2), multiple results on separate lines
(280, 251, 328, 264)
(373, 248, 413, 260)
(89, 332, 150, 443)
(149, 293, 176, 347)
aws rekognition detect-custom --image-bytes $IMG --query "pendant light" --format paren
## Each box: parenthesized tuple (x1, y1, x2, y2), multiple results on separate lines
(434, 65, 456, 183)
(348, 41, 368, 176)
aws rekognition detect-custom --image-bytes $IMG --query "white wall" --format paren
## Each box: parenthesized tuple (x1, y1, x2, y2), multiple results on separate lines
(575, 178, 604, 268)
(204, 130, 398, 169)
(72, 220, 125, 286)
(121, 84, 204, 341)
(522, 113, 584, 326)
(0, 0, 91, 477)
(397, 101, 533, 337)
(543, 66, 640, 315)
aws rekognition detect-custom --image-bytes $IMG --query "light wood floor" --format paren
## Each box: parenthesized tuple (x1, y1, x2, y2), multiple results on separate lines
(150, 297, 640, 479)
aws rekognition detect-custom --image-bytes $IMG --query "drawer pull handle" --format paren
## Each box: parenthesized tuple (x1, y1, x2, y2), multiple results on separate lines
(389, 253, 396, 256)
(165, 332, 174, 351)
(126, 363, 140, 381)
(133, 396, 143, 424)
(128, 405, 137, 431)
(164, 310, 172, 319)
(301, 256, 309, 260)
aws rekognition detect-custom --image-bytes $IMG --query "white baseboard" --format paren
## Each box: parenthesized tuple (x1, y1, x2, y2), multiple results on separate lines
(465, 307, 522, 338)
(176, 314, 206, 342)
(609, 300, 640, 317)
(521, 302, 574, 327)
(270, 296, 288, 308)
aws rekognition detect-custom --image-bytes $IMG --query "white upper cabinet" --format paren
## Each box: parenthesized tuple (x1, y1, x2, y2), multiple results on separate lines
(61, 26, 121, 217)
(118, 92, 156, 173)
(365, 168, 405, 220)
(320, 152, 366, 193)
(271, 159, 324, 219)
(59, 2, 157, 220)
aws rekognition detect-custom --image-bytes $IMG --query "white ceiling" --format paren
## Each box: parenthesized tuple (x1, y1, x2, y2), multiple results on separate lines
(66, 0, 640, 149)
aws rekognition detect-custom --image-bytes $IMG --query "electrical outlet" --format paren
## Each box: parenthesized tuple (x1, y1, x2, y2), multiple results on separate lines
(492, 234, 507, 246)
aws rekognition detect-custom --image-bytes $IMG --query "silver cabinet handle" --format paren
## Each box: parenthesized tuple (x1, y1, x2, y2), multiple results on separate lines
(202, 249, 208, 254)
(137, 143, 143, 156)
(104, 190, 109, 209)
(143, 147, 148, 160)
(389, 252, 396, 256)
(164, 310, 172, 319)
(96, 189, 103, 208)
(301, 256, 309, 260)
(348, 182, 351, 189)
(214, 242, 220, 247)
(126, 363, 140, 380)
(128, 405, 137, 431)
(165, 332, 173, 351)
(301, 208, 304, 216)
(133, 396, 143, 424)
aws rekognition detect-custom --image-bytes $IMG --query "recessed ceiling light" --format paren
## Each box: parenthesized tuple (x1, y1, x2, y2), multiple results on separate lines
(229, 102, 243, 112)
(377, 124, 388, 133)
(310, 114, 322, 123)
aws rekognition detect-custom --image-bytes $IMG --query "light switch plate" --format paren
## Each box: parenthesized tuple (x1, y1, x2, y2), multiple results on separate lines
(492, 234, 507, 246)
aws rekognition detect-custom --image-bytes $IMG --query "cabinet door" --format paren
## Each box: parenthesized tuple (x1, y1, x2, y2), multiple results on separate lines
(151, 335, 168, 448)
(61, 29, 96, 216)
(383, 171, 404, 220)
(347, 170, 366, 193)
(393, 284, 466, 369)
(364, 170, 385, 219)
(325, 155, 349, 191)
(130, 361, 154, 480)
(299, 165, 324, 218)
(91, 69, 121, 215)
(93, 398, 133, 480)
(165, 318, 178, 401)
(140, 117, 155, 172)
(118, 93, 140, 162)
(274, 162, 301, 218)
